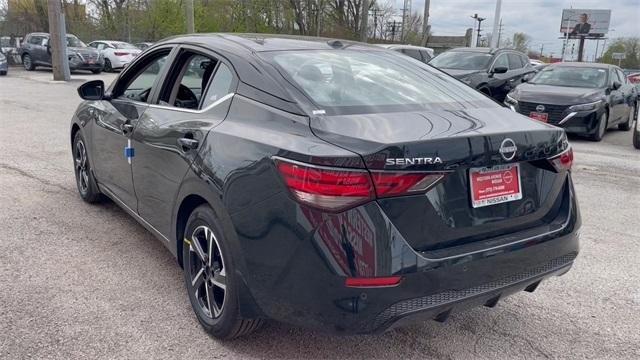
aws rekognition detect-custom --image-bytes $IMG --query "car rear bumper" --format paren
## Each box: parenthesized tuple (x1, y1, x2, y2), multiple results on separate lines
(229, 175, 581, 334)
(70, 62, 104, 71)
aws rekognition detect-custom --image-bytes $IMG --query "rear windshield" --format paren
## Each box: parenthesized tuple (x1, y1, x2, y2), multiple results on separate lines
(530, 66, 608, 88)
(113, 42, 138, 49)
(429, 51, 493, 70)
(266, 50, 494, 115)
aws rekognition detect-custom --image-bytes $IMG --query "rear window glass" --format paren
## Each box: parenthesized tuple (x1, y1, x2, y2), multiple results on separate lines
(268, 50, 493, 115)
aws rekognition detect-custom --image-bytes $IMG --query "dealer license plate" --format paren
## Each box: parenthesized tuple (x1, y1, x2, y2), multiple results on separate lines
(469, 164, 522, 208)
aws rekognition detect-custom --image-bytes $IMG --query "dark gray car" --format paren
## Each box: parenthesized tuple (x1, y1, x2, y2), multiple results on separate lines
(19, 33, 104, 73)
(0, 51, 7, 75)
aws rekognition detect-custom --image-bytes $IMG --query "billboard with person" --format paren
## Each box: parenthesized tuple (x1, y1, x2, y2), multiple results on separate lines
(560, 9, 611, 37)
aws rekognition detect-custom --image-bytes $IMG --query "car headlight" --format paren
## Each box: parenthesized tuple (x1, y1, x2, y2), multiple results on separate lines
(568, 100, 602, 112)
(504, 94, 518, 111)
(0, 53, 6, 63)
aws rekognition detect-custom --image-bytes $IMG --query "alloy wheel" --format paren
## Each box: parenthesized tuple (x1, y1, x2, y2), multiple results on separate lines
(188, 225, 227, 319)
(23, 55, 31, 70)
(74, 140, 89, 194)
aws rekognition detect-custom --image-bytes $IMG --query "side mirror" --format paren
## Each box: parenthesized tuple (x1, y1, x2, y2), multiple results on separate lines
(77, 80, 108, 100)
(492, 66, 508, 74)
(522, 73, 534, 83)
(611, 81, 621, 90)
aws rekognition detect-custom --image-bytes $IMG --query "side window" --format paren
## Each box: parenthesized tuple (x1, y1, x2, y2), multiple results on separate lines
(521, 55, 530, 68)
(96, 43, 105, 51)
(493, 54, 509, 69)
(118, 53, 169, 102)
(29, 36, 42, 45)
(507, 54, 523, 69)
(201, 63, 234, 108)
(420, 50, 432, 62)
(401, 49, 422, 62)
(616, 69, 627, 84)
(159, 53, 218, 109)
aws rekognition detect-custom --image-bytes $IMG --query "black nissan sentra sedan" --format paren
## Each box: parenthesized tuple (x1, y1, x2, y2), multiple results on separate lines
(70, 34, 580, 339)
(505, 62, 637, 141)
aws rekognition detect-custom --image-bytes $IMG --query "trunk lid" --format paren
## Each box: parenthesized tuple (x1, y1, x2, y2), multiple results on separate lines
(310, 107, 570, 252)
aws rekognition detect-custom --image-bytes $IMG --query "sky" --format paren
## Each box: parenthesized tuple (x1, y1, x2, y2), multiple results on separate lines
(391, 0, 640, 59)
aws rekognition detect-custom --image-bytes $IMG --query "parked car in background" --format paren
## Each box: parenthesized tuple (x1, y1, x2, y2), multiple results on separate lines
(375, 44, 434, 63)
(530, 59, 546, 67)
(135, 42, 154, 50)
(0, 51, 8, 75)
(1, 36, 22, 65)
(19, 33, 103, 73)
(88, 40, 141, 72)
(627, 72, 640, 99)
(71, 34, 580, 339)
(505, 62, 637, 141)
(429, 47, 535, 102)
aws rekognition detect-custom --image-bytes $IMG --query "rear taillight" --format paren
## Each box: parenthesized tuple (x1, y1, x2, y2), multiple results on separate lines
(114, 52, 129, 56)
(550, 147, 573, 171)
(275, 158, 445, 211)
(371, 172, 445, 198)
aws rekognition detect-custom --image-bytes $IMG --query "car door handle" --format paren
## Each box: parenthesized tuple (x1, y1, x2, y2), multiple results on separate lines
(121, 123, 134, 134)
(178, 137, 199, 151)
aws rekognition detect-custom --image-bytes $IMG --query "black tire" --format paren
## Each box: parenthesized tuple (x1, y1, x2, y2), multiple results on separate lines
(22, 54, 35, 71)
(182, 205, 263, 339)
(590, 111, 608, 142)
(72, 132, 102, 203)
(633, 114, 640, 150)
(0, 71, 6, 76)
(91, 69, 102, 74)
(618, 103, 635, 131)
(104, 59, 113, 73)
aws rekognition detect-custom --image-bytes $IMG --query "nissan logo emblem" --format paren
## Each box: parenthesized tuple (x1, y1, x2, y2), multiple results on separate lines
(499, 138, 517, 161)
(536, 104, 545, 112)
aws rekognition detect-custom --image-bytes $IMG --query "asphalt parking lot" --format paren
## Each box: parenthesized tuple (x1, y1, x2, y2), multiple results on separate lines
(1, 67, 639, 359)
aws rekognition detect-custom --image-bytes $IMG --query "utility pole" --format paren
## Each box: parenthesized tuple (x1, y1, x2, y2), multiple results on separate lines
(540, 44, 544, 60)
(360, 0, 369, 42)
(496, 18, 503, 47)
(420, 0, 431, 47)
(185, 0, 195, 33)
(471, 14, 486, 48)
(400, 0, 411, 42)
(489, 0, 502, 48)
(47, 0, 70, 81)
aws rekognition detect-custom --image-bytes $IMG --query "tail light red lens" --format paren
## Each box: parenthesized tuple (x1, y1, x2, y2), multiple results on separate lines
(371, 172, 445, 198)
(345, 276, 402, 288)
(275, 158, 446, 211)
(114, 52, 129, 56)
(276, 160, 374, 211)
(550, 147, 573, 172)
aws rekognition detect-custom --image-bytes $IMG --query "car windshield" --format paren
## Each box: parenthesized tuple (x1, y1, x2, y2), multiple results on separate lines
(530, 67, 608, 88)
(113, 42, 138, 49)
(267, 50, 494, 115)
(66, 36, 86, 48)
(429, 51, 493, 70)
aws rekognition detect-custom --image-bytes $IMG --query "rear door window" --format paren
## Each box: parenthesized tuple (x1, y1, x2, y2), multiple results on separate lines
(507, 54, 523, 69)
(400, 49, 422, 62)
(201, 63, 234, 108)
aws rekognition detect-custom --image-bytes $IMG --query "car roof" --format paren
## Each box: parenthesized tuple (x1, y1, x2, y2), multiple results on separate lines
(550, 62, 616, 70)
(447, 47, 519, 55)
(375, 44, 434, 51)
(27, 32, 77, 37)
(155, 33, 384, 53)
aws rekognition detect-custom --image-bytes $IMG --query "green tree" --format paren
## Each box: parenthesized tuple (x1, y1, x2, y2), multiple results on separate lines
(601, 37, 640, 68)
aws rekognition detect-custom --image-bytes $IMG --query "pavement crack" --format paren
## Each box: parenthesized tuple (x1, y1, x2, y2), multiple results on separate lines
(0, 163, 73, 193)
